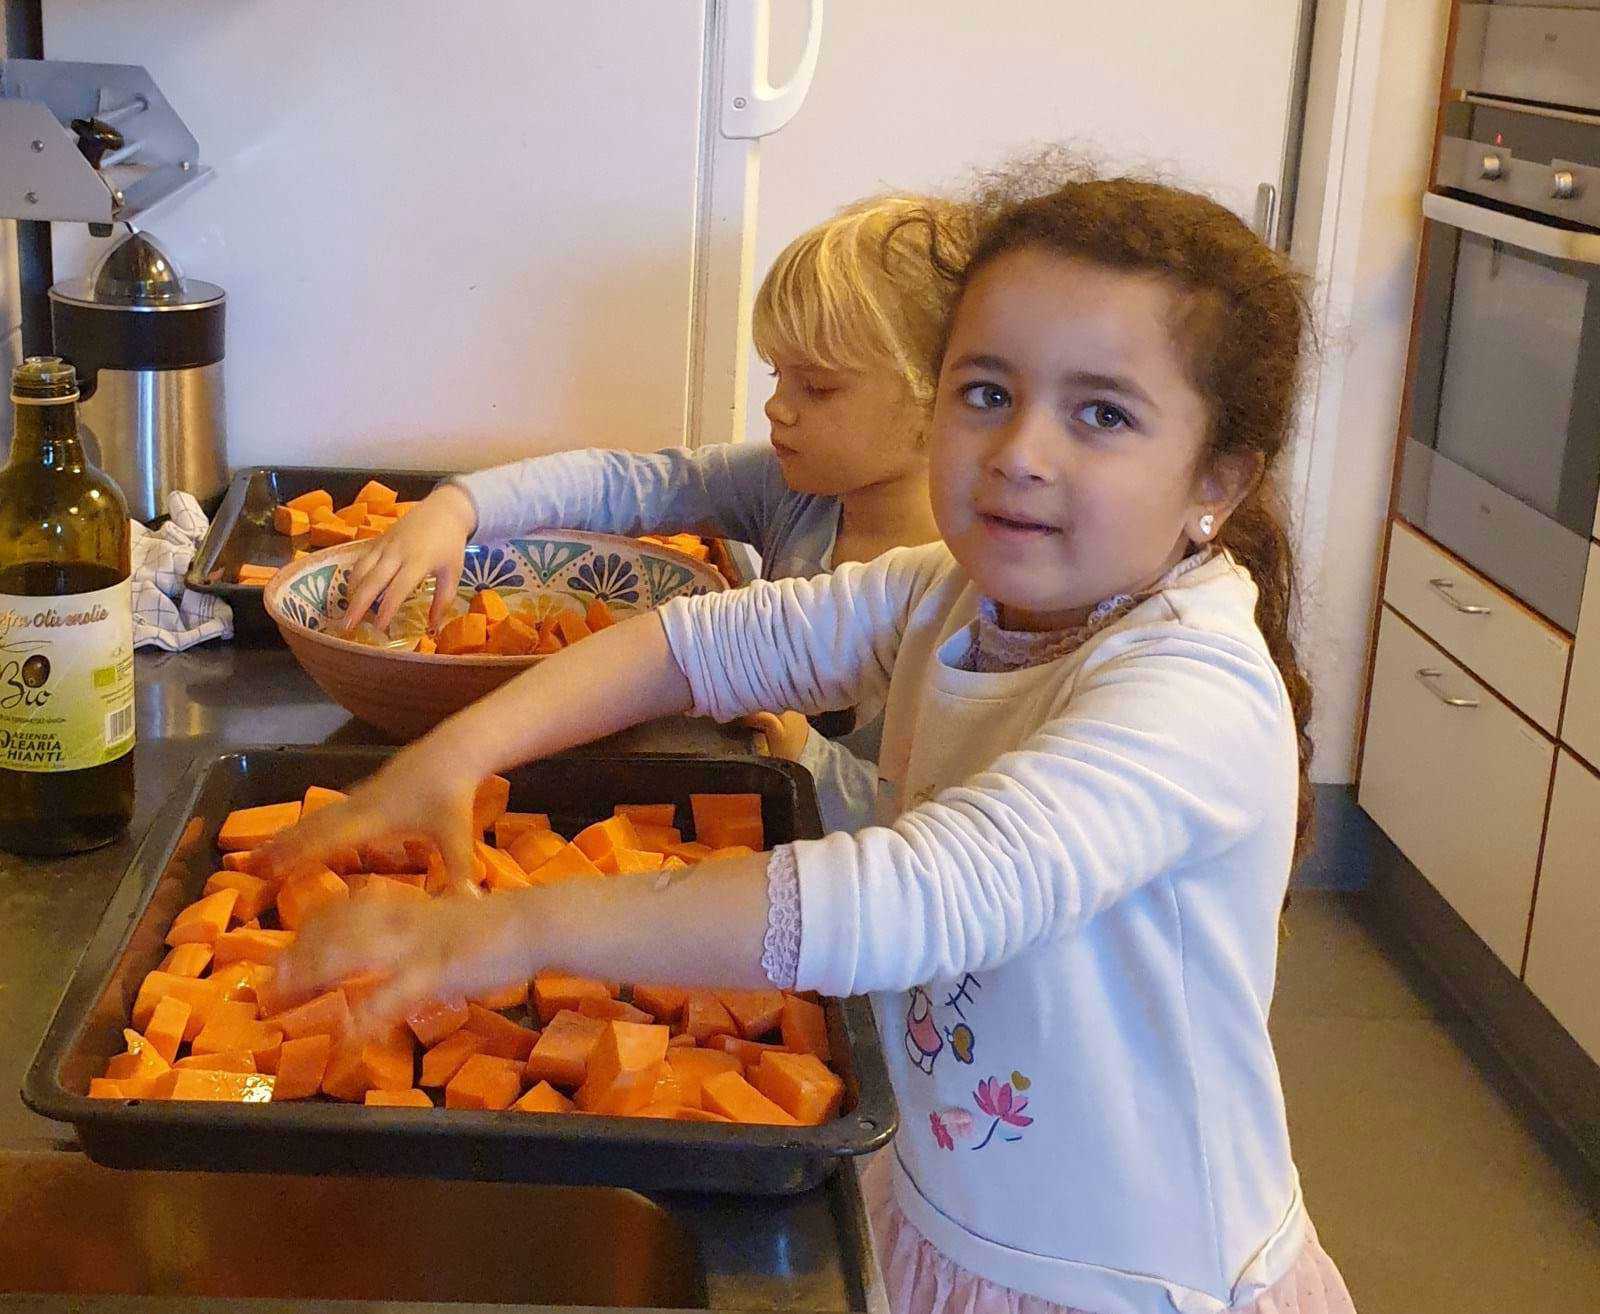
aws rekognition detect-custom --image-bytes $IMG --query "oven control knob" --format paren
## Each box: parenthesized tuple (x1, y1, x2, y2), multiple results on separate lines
(1481, 153, 1505, 180)
(1551, 169, 1578, 200)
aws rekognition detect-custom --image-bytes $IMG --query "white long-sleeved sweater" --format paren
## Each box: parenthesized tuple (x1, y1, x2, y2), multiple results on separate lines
(659, 543, 1308, 1314)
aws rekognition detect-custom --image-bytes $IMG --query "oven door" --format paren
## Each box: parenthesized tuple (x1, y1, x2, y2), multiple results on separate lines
(1400, 193, 1600, 631)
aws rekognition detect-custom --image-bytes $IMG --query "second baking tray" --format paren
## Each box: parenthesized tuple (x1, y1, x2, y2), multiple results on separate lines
(23, 747, 896, 1195)
(187, 466, 453, 640)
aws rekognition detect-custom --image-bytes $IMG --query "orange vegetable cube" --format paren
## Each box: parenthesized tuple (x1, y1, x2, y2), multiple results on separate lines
(571, 815, 640, 869)
(406, 998, 470, 1047)
(365, 1087, 433, 1108)
(471, 979, 530, 1011)
(320, 1038, 373, 1102)
(476, 841, 530, 892)
(526, 844, 603, 885)
(706, 1033, 793, 1072)
(234, 563, 278, 584)
(650, 1064, 685, 1109)
(209, 961, 270, 1005)
(471, 775, 512, 832)
(308, 505, 341, 525)
(513, 1080, 575, 1114)
(203, 870, 273, 924)
(614, 849, 664, 875)
(631, 823, 682, 853)
(220, 850, 261, 872)
(334, 501, 369, 525)
(346, 873, 431, 903)
(487, 614, 538, 655)
(680, 990, 738, 1044)
(218, 800, 302, 851)
(532, 971, 614, 1024)
(158, 942, 214, 978)
(414, 635, 437, 654)
(753, 1050, 845, 1125)
(273, 504, 310, 536)
(463, 1003, 540, 1060)
(690, 793, 764, 851)
(164, 888, 239, 947)
(469, 588, 511, 624)
(275, 867, 349, 930)
(149, 1069, 274, 1103)
(576, 1021, 670, 1115)
(445, 1054, 525, 1110)
(391, 500, 420, 515)
(105, 1029, 170, 1086)
(192, 1001, 283, 1069)
(131, 973, 221, 1038)
(524, 1010, 605, 1088)
(359, 1026, 416, 1092)
(575, 996, 654, 1025)
(211, 926, 295, 966)
(285, 489, 334, 514)
(779, 994, 831, 1061)
(665, 841, 713, 864)
(494, 811, 550, 847)
(174, 1050, 257, 1074)
(89, 1078, 129, 1099)
(355, 480, 399, 512)
(308, 518, 358, 547)
(552, 611, 592, 646)
(532, 622, 564, 655)
(268, 989, 351, 1041)
(584, 599, 618, 632)
(436, 613, 488, 655)
(700, 1069, 798, 1126)
(508, 828, 567, 871)
(272, 1033, 333, 1100)
(614, 804, 676, 828)
(631, 984, 691, 1024)
(664, 1047, 741, 1106)
(420, 1029, 487, 1087)
(143, 995, 192, 1064)
(716, 988, 786, 1041)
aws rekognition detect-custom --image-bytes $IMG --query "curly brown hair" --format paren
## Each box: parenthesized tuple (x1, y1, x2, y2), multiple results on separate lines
(914, 159, 1316, 861)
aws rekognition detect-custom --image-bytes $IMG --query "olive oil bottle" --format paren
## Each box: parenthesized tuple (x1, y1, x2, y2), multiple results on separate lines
(0, 357, 134, 854)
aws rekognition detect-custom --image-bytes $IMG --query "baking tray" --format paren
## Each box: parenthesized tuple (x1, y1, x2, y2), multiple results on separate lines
(187, 466, 454, 640)
(190, 465, 750, 642)
(23, 747, 896, 1194)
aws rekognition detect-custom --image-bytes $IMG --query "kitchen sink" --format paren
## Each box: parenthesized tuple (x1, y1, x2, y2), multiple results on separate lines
(0, 1152, 704, 1308)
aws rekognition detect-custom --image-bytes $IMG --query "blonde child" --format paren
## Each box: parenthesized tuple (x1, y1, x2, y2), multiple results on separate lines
(266, 168, 1354, 1314)
(341, 195, 970, 830)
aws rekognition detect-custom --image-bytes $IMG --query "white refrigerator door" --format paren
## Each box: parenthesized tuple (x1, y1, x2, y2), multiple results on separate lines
(44, 0, 741, 469)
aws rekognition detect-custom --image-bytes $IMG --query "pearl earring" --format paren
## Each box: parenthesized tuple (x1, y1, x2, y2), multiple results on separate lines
(1198, 514, 1216, 539)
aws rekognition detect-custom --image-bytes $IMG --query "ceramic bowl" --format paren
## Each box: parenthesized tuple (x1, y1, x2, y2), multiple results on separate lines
(263, 531, 725, 740)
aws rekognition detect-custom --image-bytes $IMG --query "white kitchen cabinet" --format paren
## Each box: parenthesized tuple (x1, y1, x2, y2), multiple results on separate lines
(1560, 543, 1600, 771)
(1359, 608, 1554, 971)
(1383, 521, 1571, 735)
(1525, 752, 1600, 1063)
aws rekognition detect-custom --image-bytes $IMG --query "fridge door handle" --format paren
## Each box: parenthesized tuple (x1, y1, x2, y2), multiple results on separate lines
(720, 0, 824, 140)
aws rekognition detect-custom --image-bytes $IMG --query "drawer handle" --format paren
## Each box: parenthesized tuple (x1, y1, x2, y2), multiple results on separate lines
(1428, 578, 1490, 615)
(1415, 667, 1479, 708)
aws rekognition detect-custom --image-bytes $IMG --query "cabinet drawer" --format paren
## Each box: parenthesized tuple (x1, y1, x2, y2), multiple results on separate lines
(1525, 753, 1600, 1064)
(1384, 521, 1570, 734)
(1359, 609, 1553, 971)
(1559, 544, 1600, 770)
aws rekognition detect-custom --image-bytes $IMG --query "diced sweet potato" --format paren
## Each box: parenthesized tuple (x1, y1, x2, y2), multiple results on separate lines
(576, 1021, 670, 1115)
(585, 599, 618, 632)
(779, 994, 831, 1061)
(630, 823, 682, 853)
(273, 504, 310, 536)
(664, 1047, 741, 1106)
(357, 834, 423, 874)
(320, 1038, 372, 1102)
(212, 927, 295, 966)
(552, 611, 592, 646)
(420, 1029, 487, 1087)
(268, 989, 351, 1041)
(508, 828, 567, 872)
(575, 996, 654, 1025)
(424, 847, 488, 895)
(630, 984, 691, 1025)
(613, 804, 676, 828)
(218, 801, 302, 851)
(209, 961, 270, 1004)
(272, 1033, 333, 1100)
(512, 1080, 575, 1114)
(613, 849, 664, 875)
(680, 990, 738, 1043)
(235, 563, 278, 585)
(752, 1050, 845, 1125)
(300, 786, 362, 872)
(164, 889, 239, 947)
(335, 501, 369, 525)
(665, 841, 713, 864)
(285, 489, 334, 514)
(532, 971, 614, 1024)
(89, 1078, 129, 1099)
(365, 1087, 433, 1108)
(414, 635, 438, 655)
(175, 1050, 257, 1074)
(392, 500, 419, 515)
(487, 613, 538, 655)
(532, 622, 564, 655)
(276, 867, 349, 930)
(309, 518, 358, 547)
(132, 973, 221, 1037)
(355, 480, 399, 512)
(650, 1064, 685, 1109)
(445, 1054, 524, 1110)
(220, 850, 261, 873)
(469, 588, 511, 624)
(716, 988, 785, 1041)
(149, 1069, 274, 1103)
(700, 1069, 799, 1126)
(463, 1002, 539, 1059)
(158, 942, 214, 977)
(706, 1033, 793, 1072)
(308, 505, 341, 525)
(436, 613, 488, 654)
(494, 812, 550, 847)
(690, 793, 764, 851)
(203, 870, 273, 923)
(143, 995, 191, 1064)
(706, 845, 756, 861)
(524, 1010, 605, 1088)
(193, 1001, 283, 1069)
(470, 979, 530, 1011)
(406, 998, 470, 1047)
(346, 873, 431, 903)
(359, 1025, 416, 1092)
(572, 815, 640, 870)
(476, 841, 530, 892)
(471, 775, 512, 832)
(106, 1029, 170, 1086)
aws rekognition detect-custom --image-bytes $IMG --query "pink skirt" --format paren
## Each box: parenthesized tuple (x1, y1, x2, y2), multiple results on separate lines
(862, 1158, 1358, 1314)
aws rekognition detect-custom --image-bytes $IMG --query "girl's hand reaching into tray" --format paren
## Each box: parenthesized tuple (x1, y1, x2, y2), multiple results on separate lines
(341, 483, 478, 634)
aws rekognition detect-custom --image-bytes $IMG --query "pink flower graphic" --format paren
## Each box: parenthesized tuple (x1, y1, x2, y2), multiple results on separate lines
(929, 1110, 955, 1151)
(971, 1077, 1032, 1149)
(941, 1107, 975, 1140)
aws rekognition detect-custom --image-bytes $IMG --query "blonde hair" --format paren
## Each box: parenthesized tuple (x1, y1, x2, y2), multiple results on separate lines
(751, 194, 970, 410)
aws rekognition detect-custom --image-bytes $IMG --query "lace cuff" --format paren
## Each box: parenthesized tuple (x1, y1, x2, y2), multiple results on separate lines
(761, 845, 803, 989)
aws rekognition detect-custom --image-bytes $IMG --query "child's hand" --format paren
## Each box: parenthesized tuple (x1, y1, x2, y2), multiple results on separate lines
(273, 891, 530, 1032)
(341, 483, 478, 634)
(745, 710, 811, 761)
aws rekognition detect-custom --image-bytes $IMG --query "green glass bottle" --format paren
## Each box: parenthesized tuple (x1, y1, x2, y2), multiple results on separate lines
(0, 357, 134, 854)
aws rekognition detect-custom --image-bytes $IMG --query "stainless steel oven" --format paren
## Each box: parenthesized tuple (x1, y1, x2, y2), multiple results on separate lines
(1400, 13, 1600, 631)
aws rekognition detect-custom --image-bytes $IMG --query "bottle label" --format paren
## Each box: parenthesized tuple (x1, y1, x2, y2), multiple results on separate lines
(0, 580, 134, 772)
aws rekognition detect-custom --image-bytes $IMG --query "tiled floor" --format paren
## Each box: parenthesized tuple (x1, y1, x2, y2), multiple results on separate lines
(1273, 892, 1600, 1314)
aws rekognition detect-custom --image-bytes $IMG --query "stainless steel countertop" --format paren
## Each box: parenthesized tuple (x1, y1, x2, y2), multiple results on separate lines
(0, 644, 886, 1313)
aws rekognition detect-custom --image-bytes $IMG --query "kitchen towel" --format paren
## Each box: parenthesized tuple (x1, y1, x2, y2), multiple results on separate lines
(131, 491, 233, 651)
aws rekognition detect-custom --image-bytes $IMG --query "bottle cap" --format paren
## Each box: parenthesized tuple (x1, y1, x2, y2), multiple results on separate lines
(11, 356, 80, 402)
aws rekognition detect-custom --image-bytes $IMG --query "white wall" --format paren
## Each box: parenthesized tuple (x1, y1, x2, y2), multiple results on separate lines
(0, 7, 21, 388)
(1289, 0, 1450, 783)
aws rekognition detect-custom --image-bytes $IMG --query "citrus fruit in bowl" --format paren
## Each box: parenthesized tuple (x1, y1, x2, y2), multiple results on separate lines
(263, 530, 725, 740)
